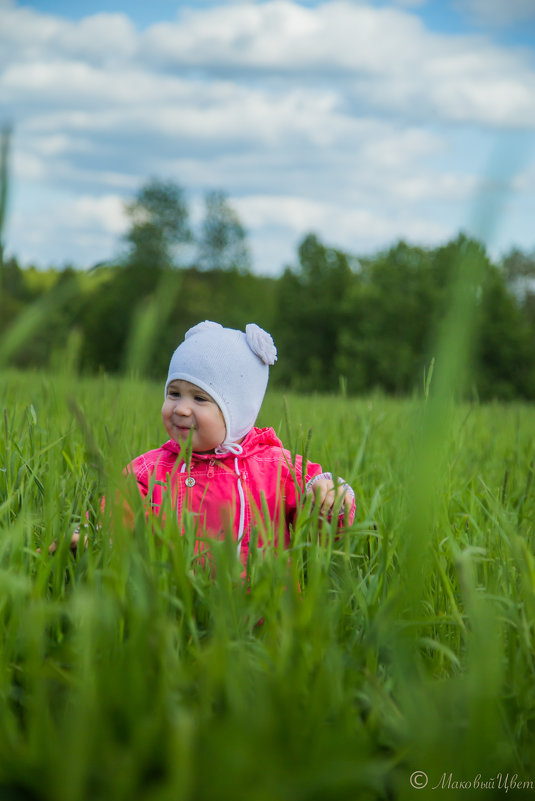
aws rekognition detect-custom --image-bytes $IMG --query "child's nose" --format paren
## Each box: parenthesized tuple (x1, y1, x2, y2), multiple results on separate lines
(174, 398, 191, 416)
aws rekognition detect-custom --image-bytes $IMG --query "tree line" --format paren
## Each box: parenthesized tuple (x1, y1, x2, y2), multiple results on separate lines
(1, 178, 535, 400)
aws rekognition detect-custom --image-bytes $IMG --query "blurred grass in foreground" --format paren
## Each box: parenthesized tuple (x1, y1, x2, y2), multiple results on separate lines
(1, 156, 534, 794)
(0, 365, 534, 800)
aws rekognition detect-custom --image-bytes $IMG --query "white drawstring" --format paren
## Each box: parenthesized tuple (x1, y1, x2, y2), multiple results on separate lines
(180, 454, 245, 558)
(234, 456, 246, 558)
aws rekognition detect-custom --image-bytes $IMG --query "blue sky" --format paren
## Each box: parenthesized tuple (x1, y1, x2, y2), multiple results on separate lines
(17, 0, 535, 40)
(2, 0, 535, 274)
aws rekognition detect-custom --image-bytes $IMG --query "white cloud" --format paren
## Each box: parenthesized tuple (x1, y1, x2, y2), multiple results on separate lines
(456, 0, 535, 27)
(143, 2, 418, 73)
(236, 195, 325, 230)
(4, 1, 531, 130)
(393, 0, 427, 6)
(140, 1, 535, 127)
(55, 13, 138, 63)
(513, 164, 535, 192)
(1, 0, 534, 273)
(69, 195, 128, 235)
(12, 149, 47, 181)
(0, 1, 136, 66)
(390, 173, 480, 201)
(357, 127, 444, 169)
(8, 190, 128, 267)
(2, 1, 534, 133)
(30, 133, 94, 157)
(2, 61, 189, 108)
(236, 191, 451, 274)
(235, 193, 448, 245)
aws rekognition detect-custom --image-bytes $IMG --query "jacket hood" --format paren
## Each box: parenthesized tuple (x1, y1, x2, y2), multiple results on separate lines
(161, 426, 283, 461)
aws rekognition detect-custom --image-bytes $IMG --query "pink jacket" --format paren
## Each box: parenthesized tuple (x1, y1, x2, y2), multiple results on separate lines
(128, 426, 355, 562)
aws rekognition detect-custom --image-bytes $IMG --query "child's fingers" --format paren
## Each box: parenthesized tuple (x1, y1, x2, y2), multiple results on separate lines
(331, 487, 353, 519)
(310, 480, 331, 513)
(310, 479, 349, 517)
(37, 531, 87, 556)
(340, 489, 354, 523)
(70, 530, 90, 551)
(312, 482, 328, 507)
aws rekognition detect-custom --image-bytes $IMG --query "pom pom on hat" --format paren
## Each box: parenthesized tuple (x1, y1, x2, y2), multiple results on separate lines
(165, 320, 277, 451)
(246, 323, 277, 365)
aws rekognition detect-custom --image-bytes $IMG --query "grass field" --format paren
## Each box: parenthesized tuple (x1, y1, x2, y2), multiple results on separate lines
(0, 367, 534, 800)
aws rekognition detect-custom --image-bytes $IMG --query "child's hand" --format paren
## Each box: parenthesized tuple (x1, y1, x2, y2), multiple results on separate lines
(38, 530, 87, 555)
(308, 477, 354, 522)
(69, 529, 89, 551)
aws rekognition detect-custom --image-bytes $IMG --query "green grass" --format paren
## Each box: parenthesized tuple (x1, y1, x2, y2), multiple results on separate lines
(0, 368, 534, 800)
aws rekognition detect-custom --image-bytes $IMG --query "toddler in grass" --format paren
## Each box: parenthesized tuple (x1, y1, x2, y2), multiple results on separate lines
(74, 321, 355, 559)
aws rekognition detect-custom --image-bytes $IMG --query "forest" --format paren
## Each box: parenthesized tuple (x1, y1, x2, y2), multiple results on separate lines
(1, 178, 535, 400)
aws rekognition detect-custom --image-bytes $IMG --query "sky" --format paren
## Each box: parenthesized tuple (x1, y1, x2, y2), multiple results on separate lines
(1, 0, 534, 275)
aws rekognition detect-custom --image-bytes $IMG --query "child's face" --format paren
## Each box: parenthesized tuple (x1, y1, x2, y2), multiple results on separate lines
(162, 379, 226, 453)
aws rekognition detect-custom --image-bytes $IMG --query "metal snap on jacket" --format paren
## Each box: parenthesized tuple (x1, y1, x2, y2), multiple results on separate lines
(185, 477, 195, 487)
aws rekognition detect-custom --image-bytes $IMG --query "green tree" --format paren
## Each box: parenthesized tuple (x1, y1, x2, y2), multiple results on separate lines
(501, 246, 535, 288)
(79, 265, 179, 374)
(124, 179, 192, 270)
(79, 180, 190, 372)
(474, 262, 535, 399)
(0, 258, 25, 336)
(274, 233, 353, 391)
(197, 190, 250, 273)
(337, 241, 438, 394)
(501, 247, 535, 356)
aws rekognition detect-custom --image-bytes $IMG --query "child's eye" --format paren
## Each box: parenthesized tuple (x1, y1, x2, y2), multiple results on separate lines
(195, 395, 208, 403)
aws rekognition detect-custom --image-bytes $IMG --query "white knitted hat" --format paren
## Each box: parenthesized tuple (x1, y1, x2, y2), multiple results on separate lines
(165, 321, 277, 452)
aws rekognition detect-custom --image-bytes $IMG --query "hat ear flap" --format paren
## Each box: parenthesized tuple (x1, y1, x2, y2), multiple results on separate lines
(245, 323, 277, 366)
(185, 320, 223, 339)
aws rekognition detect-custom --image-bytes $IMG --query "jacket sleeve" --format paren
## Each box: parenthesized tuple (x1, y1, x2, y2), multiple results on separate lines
(125, 455, 150, 498)
(282, 452, 356, 528)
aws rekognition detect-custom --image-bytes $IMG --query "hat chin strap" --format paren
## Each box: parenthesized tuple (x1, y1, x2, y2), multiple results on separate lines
(215, 441, 243, 456)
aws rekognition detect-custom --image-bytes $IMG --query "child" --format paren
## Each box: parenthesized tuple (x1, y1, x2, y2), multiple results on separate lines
(122, 320, 355, 562)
